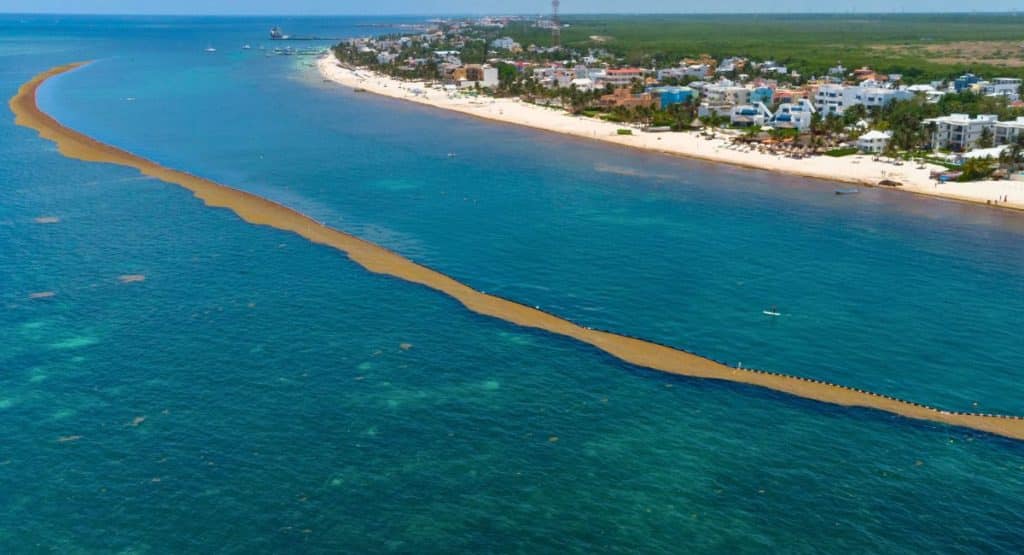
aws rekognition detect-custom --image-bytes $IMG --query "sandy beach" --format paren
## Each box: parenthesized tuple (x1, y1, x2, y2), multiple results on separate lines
(318, 53, 1024, 212)
(14, 62, 1024, 440)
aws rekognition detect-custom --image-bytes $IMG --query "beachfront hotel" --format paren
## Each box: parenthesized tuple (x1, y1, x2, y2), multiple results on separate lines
(924, 114, 999, 151)
(995, 117, 1024, 146)
(769, 99, 816, 130)
(813, 84, 913, 116)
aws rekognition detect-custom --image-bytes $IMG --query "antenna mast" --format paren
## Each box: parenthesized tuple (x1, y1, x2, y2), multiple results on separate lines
(551, 0, 561, 47)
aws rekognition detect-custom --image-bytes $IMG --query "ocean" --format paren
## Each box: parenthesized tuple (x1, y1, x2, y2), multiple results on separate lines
(2, 15, 1023, 553)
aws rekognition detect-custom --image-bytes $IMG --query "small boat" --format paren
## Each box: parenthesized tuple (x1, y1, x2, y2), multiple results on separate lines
(447, 152, 457, 158)
(353, 87, 367, 92)
(242, 44, 252, 50)
(835, 188, 859, 195)
(204, 46, 217, 53)
(763, 305, 781, 317)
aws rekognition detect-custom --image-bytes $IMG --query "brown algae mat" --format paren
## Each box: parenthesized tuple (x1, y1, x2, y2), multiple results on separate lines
(13, 62, 1024, 441)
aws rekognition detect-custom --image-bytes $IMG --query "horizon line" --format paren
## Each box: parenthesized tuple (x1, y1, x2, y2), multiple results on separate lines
(3, 10, 1024, 17)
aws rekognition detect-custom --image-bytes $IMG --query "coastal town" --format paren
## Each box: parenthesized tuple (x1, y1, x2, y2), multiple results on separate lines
(325, 15, 1024, 207)
(9, 8, 1024, 550)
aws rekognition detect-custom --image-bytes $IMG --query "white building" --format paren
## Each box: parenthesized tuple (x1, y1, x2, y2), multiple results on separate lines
(657, 64, 709, 82)
(703, 83, 751, 106)
(716, 57, 745, 74)
(730, 102, 773, 127)
(814, 84, 913, 116)
(770, 99, 816, 131)
(432, 50, 461, 65)
(851, 86, 913, 110)
(457, 65, 499, 89)
(532, 65, 574, 88)
(857, 130, 892, 153)
(978, 78, 1022, 101)
(995, 117, 1024, 145)
(602, 68, 645, 87)
(480, 65, 499, 88)
(573, 64, 600, 80)
(569, 78, 595, 91)
(490, 37, 521, 51)
(758, 61, 788, 76)
(697, 103, 733, 119)
(814, 84, 847, 116)
(924, 113, 998, 152)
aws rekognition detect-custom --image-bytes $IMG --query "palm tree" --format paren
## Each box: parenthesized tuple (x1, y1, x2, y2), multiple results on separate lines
(978, 127, 994, 149)
(999, 133, 1024, 172)
(809, 112, 824, 144)
(923, 121, 938, 151)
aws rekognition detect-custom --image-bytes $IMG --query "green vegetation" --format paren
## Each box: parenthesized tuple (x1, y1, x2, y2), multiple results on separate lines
(334, 15, 1024, 182)
(874, 91, 1023, 152)
(958, 158, 996, 181)
(505, 14, 1024, 82)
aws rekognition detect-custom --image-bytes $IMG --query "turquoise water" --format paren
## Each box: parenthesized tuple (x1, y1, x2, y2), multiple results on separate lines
(3, 15, 1024, 552)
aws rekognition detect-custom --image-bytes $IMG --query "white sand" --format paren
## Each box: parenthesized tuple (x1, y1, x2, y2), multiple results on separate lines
(318, 54, 1024, 212)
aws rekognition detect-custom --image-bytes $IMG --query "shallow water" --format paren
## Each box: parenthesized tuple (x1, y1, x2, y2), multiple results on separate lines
(2, 14, 1024, 553)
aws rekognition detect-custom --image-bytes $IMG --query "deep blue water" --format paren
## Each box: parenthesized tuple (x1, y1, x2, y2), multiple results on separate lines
(2, 15, 1024, 553)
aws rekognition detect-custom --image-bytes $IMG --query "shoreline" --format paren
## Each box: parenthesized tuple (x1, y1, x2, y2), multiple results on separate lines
(317, 53, 1024, 212)
(14, 63, 1024, 442)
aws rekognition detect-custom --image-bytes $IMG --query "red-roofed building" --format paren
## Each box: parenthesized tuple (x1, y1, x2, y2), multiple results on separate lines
(603, 67, 645, 86)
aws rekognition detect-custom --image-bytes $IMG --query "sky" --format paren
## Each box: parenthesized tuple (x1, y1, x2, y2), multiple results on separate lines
(1, 0, 1021, 14)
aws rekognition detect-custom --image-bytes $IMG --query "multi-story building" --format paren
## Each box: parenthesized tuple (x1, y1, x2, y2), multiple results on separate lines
(772, 87, 809, 105)
(850, 86, 913, 110)
(656, 64, 709, 82)
(953, 73, 981, 93)
(647, 86, 695, 108)
(489, 37, 521, 51)
(995, 117, 1024, 145)
(857, 130, 892, 153)
(978, 78, 1022, 101)
(730, 102, 773, 127)
(770, 99, 816, 131)
(813, 84, 847, 116)
(599, 87, 658, 109)
(813, 84, 912, 116)
(702, 83, 751, 106)
(569, 78, 596, 91)
(454, 64, 499, 89)
(716, 57, 747, 74)
(602, 68, 645, 87)
(749, 86, 774, 105)
(532, 64, 575, 88)
(759, 61, 788, 76)
(923, 113, 998, 151)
